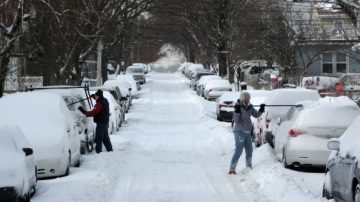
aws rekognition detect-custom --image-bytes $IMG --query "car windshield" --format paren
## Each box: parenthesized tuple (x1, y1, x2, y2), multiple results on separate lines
(130, 68, 143, 73)
(62, 96, 78, 111)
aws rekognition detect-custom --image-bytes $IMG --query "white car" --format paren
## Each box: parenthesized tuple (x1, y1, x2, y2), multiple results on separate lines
(90, 91, 121, 135)
(203, 80, 232, 100)
(260, 88, 321, 147)
(0, 92, 81, 178)
(184, 64, 204, 78)
(0, 125, 37, 201)
(126, 66, 146, 84)
(179, 62, 194, 73)
(273, 97, 360, 168)
(197, 75, 221, 96)
(103, 80, 132, 112)
(116, 75, 140, 98)
(132, 63, 148, 74)
(33, 86, 96, 154)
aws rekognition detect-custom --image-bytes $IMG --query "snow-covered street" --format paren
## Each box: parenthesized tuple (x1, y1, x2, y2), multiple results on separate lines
(32, 73, 328, 202)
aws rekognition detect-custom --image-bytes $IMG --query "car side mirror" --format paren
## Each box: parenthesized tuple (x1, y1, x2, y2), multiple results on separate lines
(23, 148, 33, 156)
(327, 139, 340, 151)
(120, 97, 128, 101)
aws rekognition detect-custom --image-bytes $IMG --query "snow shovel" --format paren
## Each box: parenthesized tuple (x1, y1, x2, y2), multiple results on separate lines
(251, 104, 304, 108)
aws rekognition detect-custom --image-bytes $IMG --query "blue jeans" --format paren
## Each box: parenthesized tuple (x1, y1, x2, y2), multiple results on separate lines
(229, 131, 253, 171)
(95, 123, 113, 153)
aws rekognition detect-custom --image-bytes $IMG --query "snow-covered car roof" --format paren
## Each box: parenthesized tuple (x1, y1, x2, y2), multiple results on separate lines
(218, 90, 270, 107)
(198, 75, 221, 85)
(103, 80, 131, 96)
(292, 96, 360, 129)
(0, 92, 76, 147)
(204, 80, 231, 89)
(264, 88, 320, 119)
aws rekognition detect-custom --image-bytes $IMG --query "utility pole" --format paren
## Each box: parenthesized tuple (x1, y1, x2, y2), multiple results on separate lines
(96, 39, 103, 86)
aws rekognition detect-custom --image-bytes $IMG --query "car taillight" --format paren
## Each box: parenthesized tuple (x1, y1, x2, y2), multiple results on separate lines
(219, 104, 228, 108)
(288, 129, 306, 137)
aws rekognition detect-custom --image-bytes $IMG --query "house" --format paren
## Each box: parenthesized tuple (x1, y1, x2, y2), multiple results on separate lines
(288, 1, 360, 76)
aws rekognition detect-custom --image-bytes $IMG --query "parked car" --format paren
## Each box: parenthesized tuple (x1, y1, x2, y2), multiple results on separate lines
(259, 89, 321, 147)
(323, 114, 360, 201)
(90, 90, 121, 134)
(103, 80, 132, 112)
(132, 63, 148, 74)
(117, 75, 140, 97)
(273, 97, 360, 168)
(0, 125, 37, 201)
(190, 70, 214, 90)
(203, 80, 232, 100)
(179, 62, 194, 73)
(216, 90, 269, 122)
(126, 66, 146, 84)
(197, 75, 222, 96)
(184, 64, 204, 78)
(0, 92, 81, 178)
(30, 86, 95, 154)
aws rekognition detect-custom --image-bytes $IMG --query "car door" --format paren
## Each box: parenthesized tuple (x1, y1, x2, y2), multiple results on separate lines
(339, 153, 356, 195)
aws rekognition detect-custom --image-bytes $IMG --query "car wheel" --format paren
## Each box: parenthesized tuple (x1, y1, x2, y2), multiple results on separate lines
(19, 192, 30, 202)
(64, 153, 71, 176)
(282, 149, 289, 168)
(354, 184, 360, 202)
(80, 142, 86, 155)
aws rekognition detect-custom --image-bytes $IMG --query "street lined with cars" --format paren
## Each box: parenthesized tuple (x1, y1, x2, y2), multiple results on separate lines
(179, 61, 360, 201)
(0, 64, 149, 201)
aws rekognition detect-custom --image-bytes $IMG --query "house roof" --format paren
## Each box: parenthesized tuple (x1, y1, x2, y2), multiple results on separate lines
(286, 0, 359, 42)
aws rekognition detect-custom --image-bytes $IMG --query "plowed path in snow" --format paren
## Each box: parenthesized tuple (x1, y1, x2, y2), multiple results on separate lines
(33, 73, 268, 202)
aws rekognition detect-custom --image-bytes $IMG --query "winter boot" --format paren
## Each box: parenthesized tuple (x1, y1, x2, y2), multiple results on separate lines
(228, 170, 237, 175)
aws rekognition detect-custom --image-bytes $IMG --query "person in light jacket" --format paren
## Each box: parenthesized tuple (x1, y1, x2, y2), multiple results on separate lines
(229, 91, 265, 175)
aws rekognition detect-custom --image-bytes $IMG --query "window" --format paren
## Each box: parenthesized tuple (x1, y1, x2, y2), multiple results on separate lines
(336, 52, 347, 73)
(321, 52, 347, 74)
(322, 52, 333, 74)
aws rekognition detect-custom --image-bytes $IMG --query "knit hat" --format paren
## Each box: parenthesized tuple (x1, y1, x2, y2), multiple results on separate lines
(240, 91, 250, 101)
(95, 89, 103, 97)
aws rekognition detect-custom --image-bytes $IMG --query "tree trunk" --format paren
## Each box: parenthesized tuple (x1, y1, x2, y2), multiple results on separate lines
(218, 51, 227, 77)
(0, 56, 10, 97)
(102, 55, 108, 84)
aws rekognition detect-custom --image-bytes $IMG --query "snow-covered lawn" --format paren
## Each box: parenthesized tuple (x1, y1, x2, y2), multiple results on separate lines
(32, 73, 327, 202)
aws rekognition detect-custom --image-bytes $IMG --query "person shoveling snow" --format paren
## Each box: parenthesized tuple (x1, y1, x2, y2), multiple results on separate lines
(229, 91, 265, 175)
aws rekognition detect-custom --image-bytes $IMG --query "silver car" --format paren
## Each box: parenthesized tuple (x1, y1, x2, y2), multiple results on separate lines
(323, 115, 360, 201)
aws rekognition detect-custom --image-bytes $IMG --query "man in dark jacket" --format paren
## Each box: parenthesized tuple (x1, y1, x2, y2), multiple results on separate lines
(78, 89, 113, 153)
(229, 91, 265, 175)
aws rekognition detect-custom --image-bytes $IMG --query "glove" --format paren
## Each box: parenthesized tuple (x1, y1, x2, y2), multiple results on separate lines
(234, 104, 241, 113)
(259, 104, 265, 113)
(78, 106, 86, 114)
